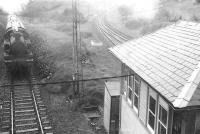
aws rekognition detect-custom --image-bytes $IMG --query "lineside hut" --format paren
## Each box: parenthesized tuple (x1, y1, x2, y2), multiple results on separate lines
(108, 21, 200, 134)
(104, 81, 120, 134)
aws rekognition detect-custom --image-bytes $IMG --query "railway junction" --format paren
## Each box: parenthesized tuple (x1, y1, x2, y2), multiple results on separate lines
(0, 12, 130, 134)
(1, 0, 200, 134)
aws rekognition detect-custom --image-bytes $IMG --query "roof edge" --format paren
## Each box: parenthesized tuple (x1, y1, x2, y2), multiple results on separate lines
(173, 62, 200, 108)
(110, 48, 191, 111)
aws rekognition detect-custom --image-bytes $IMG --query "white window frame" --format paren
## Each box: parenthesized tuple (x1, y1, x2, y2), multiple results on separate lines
(157, 97, 169, 134)
(122, 64, 128, 96)
(123, 76, 128, 96)
(133, 76, 140, 113)
(147, 88, 157, 134)
(127, 75, 133, 105)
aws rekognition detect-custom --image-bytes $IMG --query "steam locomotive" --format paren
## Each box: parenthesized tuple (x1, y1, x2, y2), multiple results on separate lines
(3, 15, 33, 76)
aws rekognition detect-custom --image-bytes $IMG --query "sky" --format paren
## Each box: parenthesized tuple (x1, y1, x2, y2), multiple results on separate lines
(0, 0, 29, 13)
(0, 0, 160, 18)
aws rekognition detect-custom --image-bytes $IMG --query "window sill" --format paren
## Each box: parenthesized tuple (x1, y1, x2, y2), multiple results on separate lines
(133, 106, 138, 114)
(147, 125, 155, 134)
(127, 99, 132, 106)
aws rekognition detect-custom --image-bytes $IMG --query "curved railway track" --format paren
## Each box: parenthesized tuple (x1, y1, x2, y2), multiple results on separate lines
(1, 73, 53, 134)
(97, 19, 132, 46)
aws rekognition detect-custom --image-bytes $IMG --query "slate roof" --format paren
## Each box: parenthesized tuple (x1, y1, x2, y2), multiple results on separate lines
(110, 21, 200, 108)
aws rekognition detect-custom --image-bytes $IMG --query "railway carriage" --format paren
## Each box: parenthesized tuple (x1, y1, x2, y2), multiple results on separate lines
(3, 15, 33, 75)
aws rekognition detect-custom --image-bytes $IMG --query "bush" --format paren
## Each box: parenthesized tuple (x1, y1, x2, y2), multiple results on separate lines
(87, 96, 101, 106)
(192, 15, 200, 21)
(0, 14, 7, 80)
(155, 9, 171, 21)
(63, 8, 73, 16)
(125, 19, 148, 30)
(81, 32, 93, 39)
(0, 23, 5, 43)
(118, 5, 132, 22)
(141, 23, 160, 35)
(20, 1, 44, 18)
(63, 8, 87, 23)
(29, 32, 55, 79)
(20, 0, 64, 21)
(45, 84, 62, 93)
(72, 88, 104, 110)
(55, 24, 72, 32)
(194, 0, 200, 4)
(154, 8, 182, 23)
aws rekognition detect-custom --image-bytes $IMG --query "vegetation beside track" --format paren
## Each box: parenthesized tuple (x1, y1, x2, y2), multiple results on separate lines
(0, 12, 8, 81)
(19, 0, 111, 133)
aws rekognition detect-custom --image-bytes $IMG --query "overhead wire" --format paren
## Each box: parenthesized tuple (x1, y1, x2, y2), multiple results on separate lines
(0, 74, 133, 87)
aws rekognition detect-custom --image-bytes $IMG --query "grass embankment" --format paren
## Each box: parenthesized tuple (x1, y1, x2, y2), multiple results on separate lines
(0, 15, 6, 77)
(0, 11, 8, 79)
(0, 11, 9, 112)
(20, 0, 119, 133)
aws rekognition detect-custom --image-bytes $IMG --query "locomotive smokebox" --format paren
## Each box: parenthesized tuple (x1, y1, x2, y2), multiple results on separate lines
(10, 33, 27, 57)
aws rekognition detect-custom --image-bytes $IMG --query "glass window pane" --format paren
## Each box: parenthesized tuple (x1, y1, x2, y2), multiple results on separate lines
(128, 76, 132, 87)
(125, 76, 127, 81)
(158, 122, 167, 134)
(135, 82, 139, 95)
(128, 88, 132, 100)
(134, 96, 138, 108)
(135, 74, 140, 82)
(148, 112, 155, 130)
(149, 96, 156, 114)
(159, 105, 167, 125)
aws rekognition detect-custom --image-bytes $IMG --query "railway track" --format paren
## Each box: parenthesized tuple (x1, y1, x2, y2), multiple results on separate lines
(97, 19, 132, 46)
(0, 74, 53, 134)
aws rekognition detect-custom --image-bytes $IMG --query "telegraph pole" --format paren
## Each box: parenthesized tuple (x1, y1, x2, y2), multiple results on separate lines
(72, 0, 83, 96)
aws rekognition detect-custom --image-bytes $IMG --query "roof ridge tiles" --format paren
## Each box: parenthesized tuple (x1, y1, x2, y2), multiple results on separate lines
(173, 62, 200, 108)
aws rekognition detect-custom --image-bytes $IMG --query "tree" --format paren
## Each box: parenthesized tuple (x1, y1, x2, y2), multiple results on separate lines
(194, 0, 200, 4)
(118, 5, 132, 23)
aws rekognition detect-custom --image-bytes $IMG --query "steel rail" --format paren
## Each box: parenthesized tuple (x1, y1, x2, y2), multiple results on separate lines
(104, 21, 132, 39)
(97, 26, 123, 45)
(32, 89, 44, 134)
(99, 25, 124, 43)
(102, 22, 129, 41)
(97, 25, 120, 45)
(97, 22, 122, 45)
(11, 90, 14, 134)
(97, 19, 131, 46)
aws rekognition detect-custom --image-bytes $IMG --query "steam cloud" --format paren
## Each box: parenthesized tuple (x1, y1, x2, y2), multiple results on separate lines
(84, 0, 160, 19)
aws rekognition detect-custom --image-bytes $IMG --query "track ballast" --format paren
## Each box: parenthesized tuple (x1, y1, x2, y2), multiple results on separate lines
(1, 75, 53, 134)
